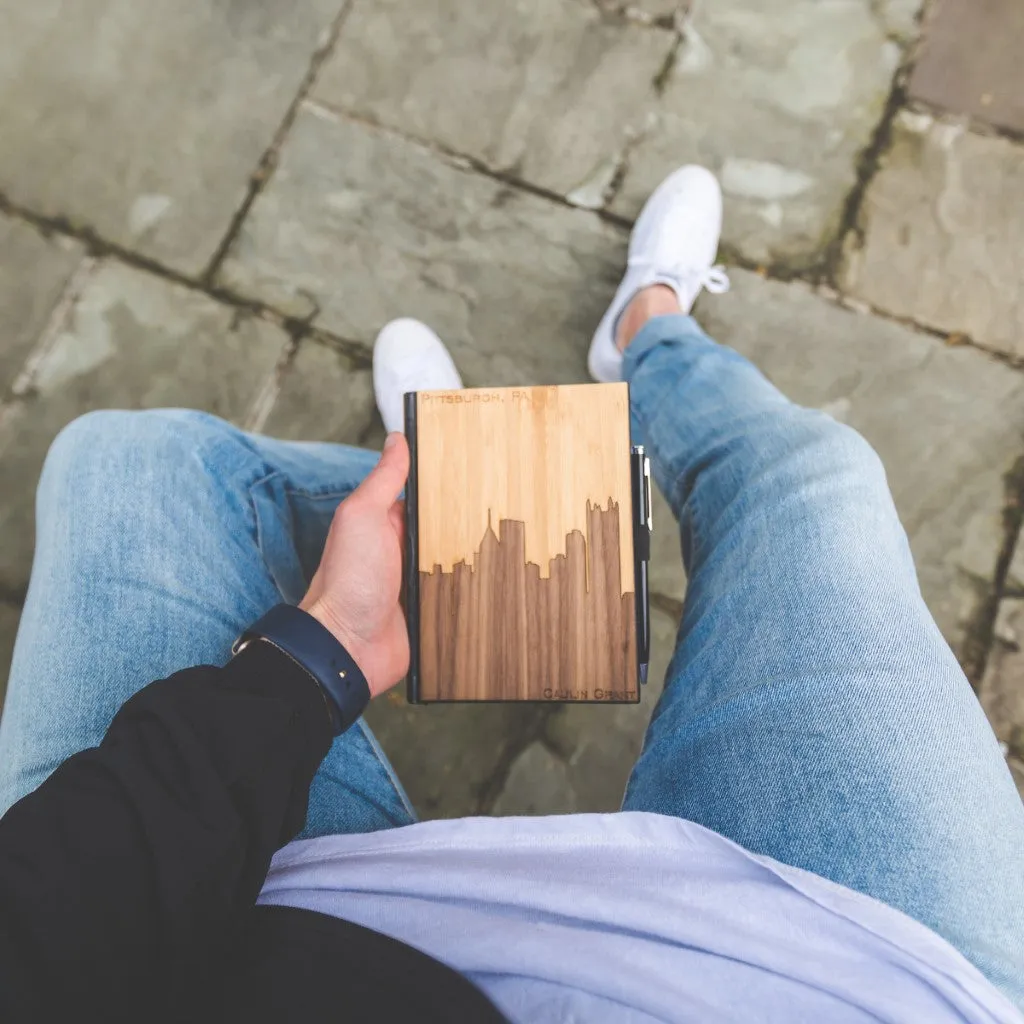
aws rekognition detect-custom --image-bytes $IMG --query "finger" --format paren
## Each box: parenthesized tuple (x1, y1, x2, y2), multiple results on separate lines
(352, 433, 410, 511)
(388, 499, 405, 546)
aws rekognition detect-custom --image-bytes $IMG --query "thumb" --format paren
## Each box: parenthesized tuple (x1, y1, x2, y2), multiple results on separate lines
(353, 432, 410, 510)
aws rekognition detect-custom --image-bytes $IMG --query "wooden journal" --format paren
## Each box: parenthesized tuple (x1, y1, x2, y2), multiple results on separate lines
(404, 383, 651, 704)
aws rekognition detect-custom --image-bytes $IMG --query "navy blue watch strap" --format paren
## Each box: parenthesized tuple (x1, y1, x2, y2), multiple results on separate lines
(232, 604, 370, 736)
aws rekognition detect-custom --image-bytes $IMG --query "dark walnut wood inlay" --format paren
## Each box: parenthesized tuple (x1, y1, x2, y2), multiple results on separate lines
(419, 500, 637, 702)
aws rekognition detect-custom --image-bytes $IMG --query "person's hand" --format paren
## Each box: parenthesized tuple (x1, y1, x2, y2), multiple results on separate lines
(300, 433, 410, 697)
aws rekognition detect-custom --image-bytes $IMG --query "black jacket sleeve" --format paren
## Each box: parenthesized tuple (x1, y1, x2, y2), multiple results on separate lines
(0, 641, 334, 1021)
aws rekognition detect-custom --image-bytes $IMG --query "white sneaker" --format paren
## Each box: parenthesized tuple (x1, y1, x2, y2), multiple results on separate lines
(373, 319, 463, 433)
(589, 165, 730, 383)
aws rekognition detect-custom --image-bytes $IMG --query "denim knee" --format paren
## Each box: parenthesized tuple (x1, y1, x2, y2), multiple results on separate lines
(753, 408, 890, 498)
(40, 409, 246, 510)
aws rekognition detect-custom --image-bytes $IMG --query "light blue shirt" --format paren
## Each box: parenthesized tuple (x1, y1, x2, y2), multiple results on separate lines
(259, 812, 1021, 1023)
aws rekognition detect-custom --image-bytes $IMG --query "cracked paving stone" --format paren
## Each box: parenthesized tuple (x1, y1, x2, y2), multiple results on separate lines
(364, 698, 546, 819)
(0, 262, 287, 597)
(0, 602, 21, 709)
(313, 0, 673, 204)
(646, 0, 922, 36)
(0, 215, 84, 394)
(219, 109, 627, 386)
(983, 600, 1024, 745)
(879, 0, 925, 43)
(491, 741, 578, 816)
(1009, 757, 1024, 802)
(0, 0, 340, 275)
(262, 338, 376, 446)
(980, 599, 1024, 800)
(841, 111, 1024, 359)
(1005, 530, 1024, 596)
(696, 269, 1024, 652)
(612, 0, 902, 269)
(910, 0, 1024, 135)
(587, 0, 687, 22)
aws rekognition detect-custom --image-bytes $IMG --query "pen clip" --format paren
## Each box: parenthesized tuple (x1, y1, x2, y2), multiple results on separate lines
(643, 456, 653, 534)
(631, 446, 651, 561)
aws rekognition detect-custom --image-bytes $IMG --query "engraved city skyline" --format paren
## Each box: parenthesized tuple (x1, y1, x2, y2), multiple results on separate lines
(414, 383, 634, 587)
(418, 499, 637, 702)
(429, 497, 628, 590)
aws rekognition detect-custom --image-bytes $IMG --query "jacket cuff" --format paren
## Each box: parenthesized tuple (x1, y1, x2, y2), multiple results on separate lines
(222, 639, 336, 756)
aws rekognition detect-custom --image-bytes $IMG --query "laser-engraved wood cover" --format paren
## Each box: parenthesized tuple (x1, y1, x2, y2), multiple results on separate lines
(406, 383, 638, 703)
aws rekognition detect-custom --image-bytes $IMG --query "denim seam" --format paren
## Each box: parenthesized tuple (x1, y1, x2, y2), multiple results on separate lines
(282, 486, 356, 502)
(685, 472, 706, 568)
(248, 470, 287, 590)
(247, 478, 359, 583)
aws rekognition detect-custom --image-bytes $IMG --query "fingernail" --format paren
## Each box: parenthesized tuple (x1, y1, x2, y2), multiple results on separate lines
(384, 433, 399, 450)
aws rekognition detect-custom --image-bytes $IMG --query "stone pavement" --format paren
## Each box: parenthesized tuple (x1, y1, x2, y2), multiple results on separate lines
(1, 0, 1022, 814)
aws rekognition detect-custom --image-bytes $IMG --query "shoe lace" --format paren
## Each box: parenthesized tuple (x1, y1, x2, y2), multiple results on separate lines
(628, 259, 731, 296)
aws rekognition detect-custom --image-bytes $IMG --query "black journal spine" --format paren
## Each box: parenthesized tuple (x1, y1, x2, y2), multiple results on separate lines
(404, 392, 421, 704)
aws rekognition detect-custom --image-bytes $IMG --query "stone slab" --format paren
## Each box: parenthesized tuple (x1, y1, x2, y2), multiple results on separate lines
(879, 0, 924, 42)
(263, 338, 376, 445)
(363, 697, 546, 818)
(1009, 756, 1024, 802)
(219, 108, 626, 386)
(590, 0, 684, 21)
(535, 604, 678, 813)
(315, 0, 673, 204)
(0, 216, 84, 393)
(983, 599, 1024, 752)
(910, 0, 1024, 134)
(0, 603, 20, 709)
(697, 270, 1024, 650)
(0, 262, 288, 595)
(0, 0, 339, 275)
(1006, 531, 1024, 595)
(490, 740, 578, 816)
(612, 0, 901, 269)
(981, 599, 1024, 801)
(841, 112, 1024, 358)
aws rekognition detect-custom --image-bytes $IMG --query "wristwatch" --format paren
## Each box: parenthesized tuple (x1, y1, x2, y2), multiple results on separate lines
(232, 604, 371, 736)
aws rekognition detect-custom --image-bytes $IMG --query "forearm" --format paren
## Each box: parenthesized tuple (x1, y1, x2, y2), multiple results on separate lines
(0, 642, 332, 1019)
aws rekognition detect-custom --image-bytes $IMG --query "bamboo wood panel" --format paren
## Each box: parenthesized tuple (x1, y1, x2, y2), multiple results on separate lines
(414, 383, 637, 702)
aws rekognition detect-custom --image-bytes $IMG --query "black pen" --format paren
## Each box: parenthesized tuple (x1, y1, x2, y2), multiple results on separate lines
(632, 447, 652, 685)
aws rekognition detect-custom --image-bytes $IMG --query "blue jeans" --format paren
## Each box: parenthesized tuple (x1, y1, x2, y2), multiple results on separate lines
(1, 315, 1022, 1006)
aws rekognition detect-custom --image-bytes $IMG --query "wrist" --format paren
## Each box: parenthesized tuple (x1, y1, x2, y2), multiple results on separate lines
(234, 604, 371, 736)
(300, 597, 372, 687)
